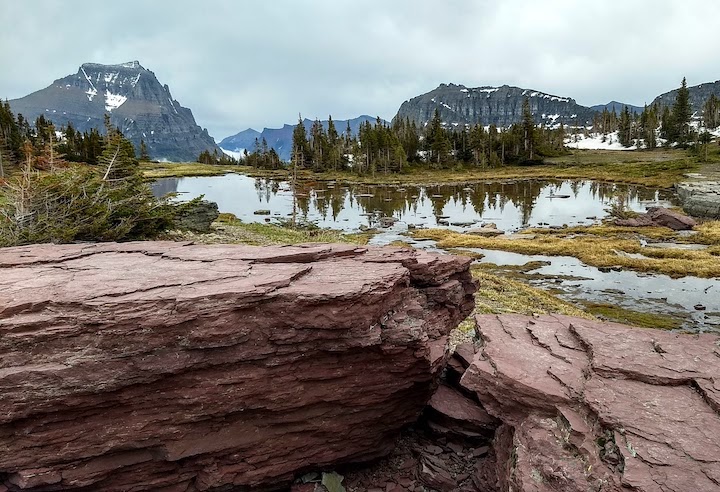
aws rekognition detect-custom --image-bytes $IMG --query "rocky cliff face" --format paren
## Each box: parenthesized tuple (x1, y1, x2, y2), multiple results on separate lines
(0, 241, 476, 491)
(394, 83, 596, 128)
(8, 61, 222, 162)
(651, 79, 720, 114)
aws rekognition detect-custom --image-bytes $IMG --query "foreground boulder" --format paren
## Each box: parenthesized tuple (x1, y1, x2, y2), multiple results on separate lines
(0, 242, 477, 491)
(615, 206, 697, 230)
(461, 314, 720, 492)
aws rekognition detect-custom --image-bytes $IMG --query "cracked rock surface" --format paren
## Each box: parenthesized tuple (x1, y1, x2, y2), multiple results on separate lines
(462, 314, 720, 492)
(0, 241, 476, 491)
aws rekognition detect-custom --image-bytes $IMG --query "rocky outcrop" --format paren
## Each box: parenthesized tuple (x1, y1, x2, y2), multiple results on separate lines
(174, 199, 220, 232)
(394, 83, 596, 128)
(0, 242, 477, 491)
(676, 181, 720, 219)
(461, 314, 720, 492)
(8, 61, 222, 161)
(614, 206, 697, 229)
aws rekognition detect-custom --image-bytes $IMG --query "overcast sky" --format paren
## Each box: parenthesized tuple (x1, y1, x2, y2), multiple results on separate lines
(2, 0, 720, 140)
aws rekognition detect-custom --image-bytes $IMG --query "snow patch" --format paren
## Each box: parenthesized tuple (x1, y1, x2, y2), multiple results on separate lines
(221, 148, 244, 160)
(478, 87, 499, 93)
(104, 91, 127, 112)
(523, 90, 570, 102)
(565, 132, 636, 150)
(104, 72, 119, 84)
(80, 66, 99, 101)
(460, 88, 469, 93)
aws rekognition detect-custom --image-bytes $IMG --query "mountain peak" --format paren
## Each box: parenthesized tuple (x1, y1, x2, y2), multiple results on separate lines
(80, 60, 146, 71)
(10, 61, 221, 161)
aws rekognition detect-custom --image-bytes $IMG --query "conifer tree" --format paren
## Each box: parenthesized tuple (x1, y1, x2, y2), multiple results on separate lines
(291, 115, 309, 168)
(703, 94, 719, 129)
(618, 106, 633, 147)
(326, 115, 340, 171)
(521, 98, 536, 159)
(670, 77, 692, 146)
(139, 139, 150, 161)
(426, 109, 450, 167)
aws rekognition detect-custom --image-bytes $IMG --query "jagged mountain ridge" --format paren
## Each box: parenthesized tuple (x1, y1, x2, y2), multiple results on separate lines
(394, 83, 596, 128)
(651, 79, 720, 115)
(8, 61, 222, 161)
(220, 115, 385, 161)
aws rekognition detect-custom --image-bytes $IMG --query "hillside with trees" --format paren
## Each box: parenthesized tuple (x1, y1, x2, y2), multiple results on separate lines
(235, 104, 568, 176)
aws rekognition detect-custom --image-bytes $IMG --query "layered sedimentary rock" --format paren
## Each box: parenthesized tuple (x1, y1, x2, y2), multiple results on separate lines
(461, 314, 720, 492)
(0, 242, 476, 491)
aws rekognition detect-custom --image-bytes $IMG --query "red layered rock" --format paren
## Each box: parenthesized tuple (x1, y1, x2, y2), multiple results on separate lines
(615, 206, 697, 230)
(0, 241, 477, 491)
(462, 314, 720, 492)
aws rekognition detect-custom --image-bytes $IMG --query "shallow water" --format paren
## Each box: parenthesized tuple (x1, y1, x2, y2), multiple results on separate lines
(152, 174, 677, 232)
(465, 248, 719, 333)
(152, 174, 718, 333)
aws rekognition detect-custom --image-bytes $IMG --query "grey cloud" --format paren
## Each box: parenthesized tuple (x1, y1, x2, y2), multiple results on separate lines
(2, 0, 719, 140)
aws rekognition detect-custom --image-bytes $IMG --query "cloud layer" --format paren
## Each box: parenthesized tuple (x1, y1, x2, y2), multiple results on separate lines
(2, 0, 719, 140)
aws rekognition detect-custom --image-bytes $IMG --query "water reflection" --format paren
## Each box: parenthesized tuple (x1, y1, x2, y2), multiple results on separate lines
(153, 174, 678, 232)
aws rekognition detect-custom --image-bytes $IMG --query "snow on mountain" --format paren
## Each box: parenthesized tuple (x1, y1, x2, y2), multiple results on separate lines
(395, 83, 595, 128)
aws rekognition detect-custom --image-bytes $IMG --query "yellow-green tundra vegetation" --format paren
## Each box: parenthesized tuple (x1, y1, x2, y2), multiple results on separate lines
(410, 221, 720, 279)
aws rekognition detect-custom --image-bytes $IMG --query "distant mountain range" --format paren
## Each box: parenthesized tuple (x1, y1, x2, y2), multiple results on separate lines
(219, 116, 385, 161)
(9, 60, 720, 163)
(590, 101, 644, 115)
(8, 61, 221, 161)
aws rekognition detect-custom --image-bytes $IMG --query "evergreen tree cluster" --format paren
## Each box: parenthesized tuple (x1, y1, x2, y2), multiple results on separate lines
(0, 102, 123, 173)
(0, 105, 192, 246)
(197, 148, 238, 166)
(244, 137, 282, 169)
(583, 78, 719, 150)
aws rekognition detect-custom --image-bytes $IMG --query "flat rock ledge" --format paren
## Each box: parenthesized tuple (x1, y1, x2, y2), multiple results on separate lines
(676, 181, 720, 219)
(461, 314, 720, 492)
(0, 241, 477, 491)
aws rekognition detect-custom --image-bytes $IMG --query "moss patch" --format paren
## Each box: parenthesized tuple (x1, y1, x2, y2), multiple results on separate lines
(140, 161, 238, 178)
(470, 267, 591, 318)
(580, 302, 684, 330)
